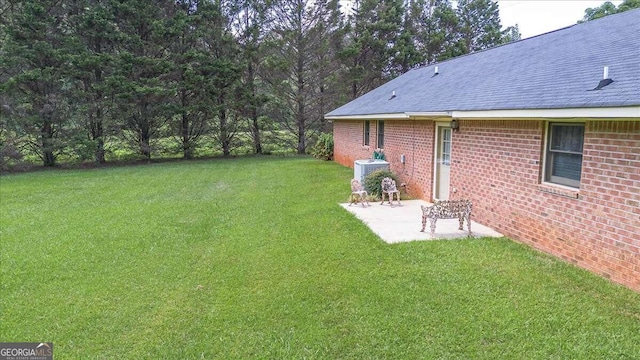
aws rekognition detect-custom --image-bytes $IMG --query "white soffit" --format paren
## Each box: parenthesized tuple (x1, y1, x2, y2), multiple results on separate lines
(452, 107, 640, 119)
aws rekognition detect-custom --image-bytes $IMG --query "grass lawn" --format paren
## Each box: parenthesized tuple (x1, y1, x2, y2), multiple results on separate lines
(1, 156, 639, 359)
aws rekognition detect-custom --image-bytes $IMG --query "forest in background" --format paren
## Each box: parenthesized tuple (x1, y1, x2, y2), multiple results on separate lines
(7, 0, 623, 168)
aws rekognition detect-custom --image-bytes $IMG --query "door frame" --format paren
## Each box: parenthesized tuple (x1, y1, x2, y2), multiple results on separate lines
(432, 122, 452, 201)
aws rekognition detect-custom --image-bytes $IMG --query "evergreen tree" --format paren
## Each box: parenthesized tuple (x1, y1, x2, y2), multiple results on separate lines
(388, 0, 419, 76)
(339, 0, 404, 99)
(167, 0, 217, 159)
(109, 0, 174, 160)
(411, 0, 462, 64)
(500, 24, 521, 44)
(264, 0, 344, 154)
(1, 0, 75, 166)
(231, 0, 273, 154)
(199, 0, 243, 157)
(456, 0, 502, 53)
(67, 0, 119, 163)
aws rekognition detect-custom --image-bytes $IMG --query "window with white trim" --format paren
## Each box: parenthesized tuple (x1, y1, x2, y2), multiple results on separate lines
(544, 123, 584, 188)
(363, 121, 370, 146)
(377, 120, 385, 148)
(442, 128, 452, 165)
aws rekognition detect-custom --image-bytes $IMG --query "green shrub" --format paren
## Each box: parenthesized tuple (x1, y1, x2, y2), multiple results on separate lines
(310, 133, 333, 160)
(363, 169, 400, 198)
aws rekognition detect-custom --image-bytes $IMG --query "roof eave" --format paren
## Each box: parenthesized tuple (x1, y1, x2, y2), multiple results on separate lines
(325, 107, 640, 121)
(325, 111, 451, 121)
(452, 106, 640, 119)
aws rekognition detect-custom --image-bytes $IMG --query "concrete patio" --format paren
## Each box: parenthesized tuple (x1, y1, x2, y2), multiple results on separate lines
(340, 200, 503, 244)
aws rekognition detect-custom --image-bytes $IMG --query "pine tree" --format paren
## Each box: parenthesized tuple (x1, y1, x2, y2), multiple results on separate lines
(456, 0, 502, 53)
(263, 0, 344, 154)
(67, 0, 119, 163)
(410, 0, 462, 65)
(109, 0, 174, 160)
(231, 0, 274, 154)
(339, 0, 404, 99)
(1, 0, 75, 166)
(390, 0, 423, 75)
(200, 0, 243, 157)
(500, 24, 521, 44)
(167, 0, 217, 159)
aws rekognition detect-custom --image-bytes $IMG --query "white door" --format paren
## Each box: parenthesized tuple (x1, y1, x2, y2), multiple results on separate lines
(434, 125, 452, 200)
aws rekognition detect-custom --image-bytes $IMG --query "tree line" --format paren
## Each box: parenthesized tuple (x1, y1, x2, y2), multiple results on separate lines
(580, 0, 639, 22)
(0, 0, 519, 167)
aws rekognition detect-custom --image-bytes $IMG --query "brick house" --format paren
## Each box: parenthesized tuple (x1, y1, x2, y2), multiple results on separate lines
(325, 10, 640, 292)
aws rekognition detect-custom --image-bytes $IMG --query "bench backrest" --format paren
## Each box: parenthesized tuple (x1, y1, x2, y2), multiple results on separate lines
(422, 200, 472, 218)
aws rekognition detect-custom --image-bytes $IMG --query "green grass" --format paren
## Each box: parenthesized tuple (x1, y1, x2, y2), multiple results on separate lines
(1, 157, 639, 359)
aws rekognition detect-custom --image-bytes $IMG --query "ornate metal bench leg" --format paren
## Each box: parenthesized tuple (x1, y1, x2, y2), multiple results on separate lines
(430, 218, 437, 235)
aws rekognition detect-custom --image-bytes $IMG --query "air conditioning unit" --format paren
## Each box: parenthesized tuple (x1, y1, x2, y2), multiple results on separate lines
(354, 159, 390, 183)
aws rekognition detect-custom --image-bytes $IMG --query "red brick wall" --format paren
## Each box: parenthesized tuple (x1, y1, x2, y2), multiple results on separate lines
(333, 120, 435, 200)
(581, 121, 640, 290)
(451, 119, 640, 292)
(334, 118, 640, 292)
(333, 120, 372, 166)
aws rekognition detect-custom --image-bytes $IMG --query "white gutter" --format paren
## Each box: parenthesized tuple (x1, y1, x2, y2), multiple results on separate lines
(405, 111, 452, 118)
(325, 111, 450, 120)
(324, 113, 409, 120)
(452, 106, 640, 119)
(325, 107, 640, 121)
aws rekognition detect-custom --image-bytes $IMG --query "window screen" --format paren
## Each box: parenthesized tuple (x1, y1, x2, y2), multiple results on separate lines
(363, 121, 370, 146)
(377, 120, 385, 148)
(545, 123, 584, 188)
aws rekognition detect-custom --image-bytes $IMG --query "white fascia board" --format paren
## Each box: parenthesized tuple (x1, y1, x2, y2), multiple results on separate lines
(405, 112, 452, 118)
(325, 113, 409, 120)
(452, 106, 640, 119)
(325, 111, 451, 120)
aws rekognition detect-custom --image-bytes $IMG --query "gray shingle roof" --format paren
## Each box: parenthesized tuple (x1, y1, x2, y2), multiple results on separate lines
(326, 9, 640, 117)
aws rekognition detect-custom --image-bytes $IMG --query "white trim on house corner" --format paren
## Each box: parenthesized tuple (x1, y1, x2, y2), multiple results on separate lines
(451, 106, 640, 119)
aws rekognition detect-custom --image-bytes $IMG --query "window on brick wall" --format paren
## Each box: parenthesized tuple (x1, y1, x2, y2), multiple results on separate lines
(544, 123, 584, 188)
(377, 120, 385, 148)
(363, 121, 370, 146)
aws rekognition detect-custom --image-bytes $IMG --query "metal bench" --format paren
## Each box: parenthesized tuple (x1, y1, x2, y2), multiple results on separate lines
(420, 200, 472, 235)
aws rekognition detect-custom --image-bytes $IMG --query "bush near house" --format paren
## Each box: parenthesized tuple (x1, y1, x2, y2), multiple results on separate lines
(363, 169, 400, 199)
(310, 133, 334, 161)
